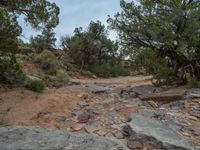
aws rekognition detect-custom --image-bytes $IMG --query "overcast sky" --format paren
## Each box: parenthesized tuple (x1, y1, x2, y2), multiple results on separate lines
(19, 0, 132, 43)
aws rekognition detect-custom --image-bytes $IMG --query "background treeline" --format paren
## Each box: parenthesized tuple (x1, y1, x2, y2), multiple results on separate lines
(0, 0, 199, 92)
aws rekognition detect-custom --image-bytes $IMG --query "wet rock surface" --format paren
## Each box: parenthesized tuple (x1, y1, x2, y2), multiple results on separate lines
(0, 126, 128, 150)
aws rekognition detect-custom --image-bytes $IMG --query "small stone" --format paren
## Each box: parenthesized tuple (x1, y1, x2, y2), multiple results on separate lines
(70, 124, 85, 131)
(187, 115, 198, 121)
(127, 141, 143, 150)
(77, 113, 90, 123)
(85, 125, 99, 133)
(114, 131, 124, 139)
(193, 130, 200, 136)
(78, 101, 89, 108)
(129, 92, 137, 98)
(72, 111, 83, 117)
(57, 116, 66, 122)
(105, 132, 113, 137)
(78, 93, 89, 99)
(148, 100, 158, 108)
(97, 129, 109, 136)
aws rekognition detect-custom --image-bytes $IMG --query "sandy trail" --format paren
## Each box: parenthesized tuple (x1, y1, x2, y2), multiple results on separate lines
(0, 76, 150, 127)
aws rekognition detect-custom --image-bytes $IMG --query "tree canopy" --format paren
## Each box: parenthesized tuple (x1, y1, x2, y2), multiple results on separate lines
(30, 27, 57, 53)
(0, 0, 59, 84)
(108, 0, 200, 83)
(61, 21, 119, 70)
(0, 0, 59, 54)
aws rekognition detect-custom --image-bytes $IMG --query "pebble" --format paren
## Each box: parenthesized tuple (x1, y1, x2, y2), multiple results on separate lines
(127, 141, 143, 150)
(77, 113, 90, 123)
(114, 131, 124, 139)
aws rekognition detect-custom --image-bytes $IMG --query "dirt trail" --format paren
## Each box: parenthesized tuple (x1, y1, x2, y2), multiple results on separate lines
(0, 76, 150, 127)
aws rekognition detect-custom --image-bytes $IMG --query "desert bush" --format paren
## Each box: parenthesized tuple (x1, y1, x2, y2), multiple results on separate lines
(43, 69, 69, 87)
(89, 62, 130, 77)
(188, 76, 200, 88)
(25, 80, 46, 92)
(34, 50, 59, 75)
(0, 56, 26, 84)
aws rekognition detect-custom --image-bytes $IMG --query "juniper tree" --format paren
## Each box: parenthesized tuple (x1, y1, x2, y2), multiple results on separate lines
(108, 0, 200, 83)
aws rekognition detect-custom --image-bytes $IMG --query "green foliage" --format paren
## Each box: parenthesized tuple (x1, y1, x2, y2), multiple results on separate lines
(25, 80, 46, 92)
(132, 48, 172, 85)
(89, 62, 130, 77)
(0, 8, 21, 54)
(34, 50, 59, 75)
(188, 76, 200, 88)
(30, 27, 57, 52)
(0, 56, 26, 84)
(109, 0, 200, 83)
(0, 0, 59, 29)
(60, 21, 119, 69)
(0, 0, 59, 86)
(42, 70, 69, 87)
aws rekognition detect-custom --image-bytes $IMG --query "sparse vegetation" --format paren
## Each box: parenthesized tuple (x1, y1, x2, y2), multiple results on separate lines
(43, 70, 69, 87)
(25, 80, 46, 93)
(89, 62, 130, 77)
(0, 107, 11, 126)
(34, 50, 59, 75)
(0, 56, 26, 84)
(188, 76, 200, 88)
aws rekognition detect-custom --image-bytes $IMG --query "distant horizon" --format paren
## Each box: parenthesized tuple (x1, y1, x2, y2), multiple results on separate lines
(19, 0, 132, 45)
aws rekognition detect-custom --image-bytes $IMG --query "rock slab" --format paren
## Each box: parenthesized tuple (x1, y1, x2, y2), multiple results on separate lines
(0, 126, 128, 150)
(86, 84, 111, 93)
(139, 89, 186, 101)
(127, 114, 197, 150)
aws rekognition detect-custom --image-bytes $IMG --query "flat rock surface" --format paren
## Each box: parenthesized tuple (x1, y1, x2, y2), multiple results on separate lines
(128, 113, 197, 150)
(86, 84, 111, 93)
(139, 88, 186, 101)
(0, 126, 128, 150)
(131, 85, 155, 95)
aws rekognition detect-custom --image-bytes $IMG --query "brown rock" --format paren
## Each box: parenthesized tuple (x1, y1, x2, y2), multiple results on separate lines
(77, 113, 90, 123)
(127, 141, 143, 150)
(85, 125, 99, 133)
(129, 92, 137, 98)
(148, 100, 158, 108)
(139, 89, 186, 102)
(114, 131, 124, 139)
(70, 124, 85, 131)
(78, 93, 89, 99)
(97, 129, 109, 136)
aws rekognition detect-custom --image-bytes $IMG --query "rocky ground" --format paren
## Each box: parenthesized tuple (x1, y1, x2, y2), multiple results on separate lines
(0, 76, 199, 150)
